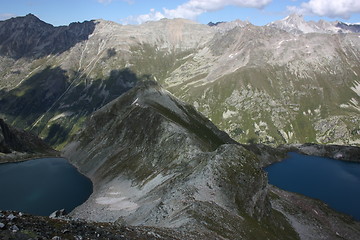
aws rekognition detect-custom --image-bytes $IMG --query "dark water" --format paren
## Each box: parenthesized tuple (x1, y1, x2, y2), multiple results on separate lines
(0, 158, 93, 216)
(265, 152, 360, 221)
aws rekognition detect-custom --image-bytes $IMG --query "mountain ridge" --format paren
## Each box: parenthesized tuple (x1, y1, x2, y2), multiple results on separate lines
(62, 81, 360, 239)
(267, 13, 360, 34)
(62, 81, 288, 239)
(0, 14, 359, 148)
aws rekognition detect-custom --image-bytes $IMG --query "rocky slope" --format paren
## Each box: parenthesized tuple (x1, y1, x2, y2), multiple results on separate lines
(169, 20, 360, 146)
(0, 210, 207, 240)
(61, 81, 360, 239)
(0, 14, 359, 147)
(0, 118, 56, 162)
(62, 81, 296, 239)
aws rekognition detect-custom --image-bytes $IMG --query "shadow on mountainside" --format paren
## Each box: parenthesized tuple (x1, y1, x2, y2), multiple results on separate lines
(0, 66, 69, 127)
(0, 118, 54, 155)
(0, 66, 142, 147)
(0, 14, 96, 59)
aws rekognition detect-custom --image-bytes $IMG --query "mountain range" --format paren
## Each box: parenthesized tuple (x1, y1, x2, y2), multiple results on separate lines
(0, 13, 359, 148)
(1, 13, 360, 239)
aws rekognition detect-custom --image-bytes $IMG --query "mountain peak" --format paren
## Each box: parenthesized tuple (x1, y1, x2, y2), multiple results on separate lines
(25, 13, 39, 19)
(20, 13, 48, 25)
(268, 14, 360, 34)
(268, 13, 330, 34)
(267, 13, 312, 33)
(2, 13, 53, 29)
(282, 13, 304, 24)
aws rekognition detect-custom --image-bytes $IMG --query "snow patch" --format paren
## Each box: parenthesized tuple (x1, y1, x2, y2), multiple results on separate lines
(314, 106, 321, 115)
(351, 80, 360, 96)
(228, 52, 239, 59)
(131, 97, 139, 106)
(350, 98, 359, 106)
(279, 129, 294, 142)
(276, 38, 296, 49)
(222, 109, 237, 119)
(49, 112, 74, 122)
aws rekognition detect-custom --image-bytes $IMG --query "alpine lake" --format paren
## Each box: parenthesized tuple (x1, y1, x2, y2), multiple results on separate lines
(1, 153, 359, 221)
(265, 152, 360, 221)
(0, 158, 92, 216)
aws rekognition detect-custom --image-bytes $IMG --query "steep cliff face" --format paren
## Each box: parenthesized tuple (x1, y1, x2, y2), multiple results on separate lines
(0, 118, 55, 162)
(0, 14, 95, 59)
(63, 82, 296, 239)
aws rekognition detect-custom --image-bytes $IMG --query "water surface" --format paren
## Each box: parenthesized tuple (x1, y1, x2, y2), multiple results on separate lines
(0, 158, 92, 216)
(265, 152, 360, 221)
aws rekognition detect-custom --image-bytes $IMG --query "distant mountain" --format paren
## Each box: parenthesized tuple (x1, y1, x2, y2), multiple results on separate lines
(207, 21, 224, 26)
(267, 13, 360, 34)
(336, 21, 360, 33)
(0, 14, 95, 59)
(0, 14, 359, 149)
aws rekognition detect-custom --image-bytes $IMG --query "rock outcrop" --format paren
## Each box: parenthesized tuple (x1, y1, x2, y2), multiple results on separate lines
(0, 118, 55, 161)
(0, 210, 207, 240)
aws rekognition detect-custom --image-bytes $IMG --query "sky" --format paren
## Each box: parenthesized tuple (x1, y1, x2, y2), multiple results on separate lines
(1, 0, 360, 26)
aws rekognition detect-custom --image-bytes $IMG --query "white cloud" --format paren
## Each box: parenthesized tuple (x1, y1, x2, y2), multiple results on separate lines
(289, 0, 360, 19)
(124, 0, 272, 24)
(0, 13, 17, 21)
(132, 9, 165, 24)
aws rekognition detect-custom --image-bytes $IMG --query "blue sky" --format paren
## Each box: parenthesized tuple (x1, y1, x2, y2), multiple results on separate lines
(1, 0, 360, 26)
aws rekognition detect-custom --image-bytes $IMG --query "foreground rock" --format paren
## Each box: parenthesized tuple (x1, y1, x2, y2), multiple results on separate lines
(0, 210, 206, 240)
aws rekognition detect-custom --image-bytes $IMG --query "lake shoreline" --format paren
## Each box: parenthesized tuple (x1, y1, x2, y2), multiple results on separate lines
(265, 151, 360, 221)
(245, 143, 360, 168)
(0, 157, 93, 216)
(0, 150, 60, 164)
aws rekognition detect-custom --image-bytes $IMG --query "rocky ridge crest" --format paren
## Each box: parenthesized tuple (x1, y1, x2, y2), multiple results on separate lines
(62, 82, 298, 239)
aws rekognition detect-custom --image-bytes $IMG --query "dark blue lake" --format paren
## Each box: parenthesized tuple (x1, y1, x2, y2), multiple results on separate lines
(265, 152, 360, 221)
(0, 158, 93, 216)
